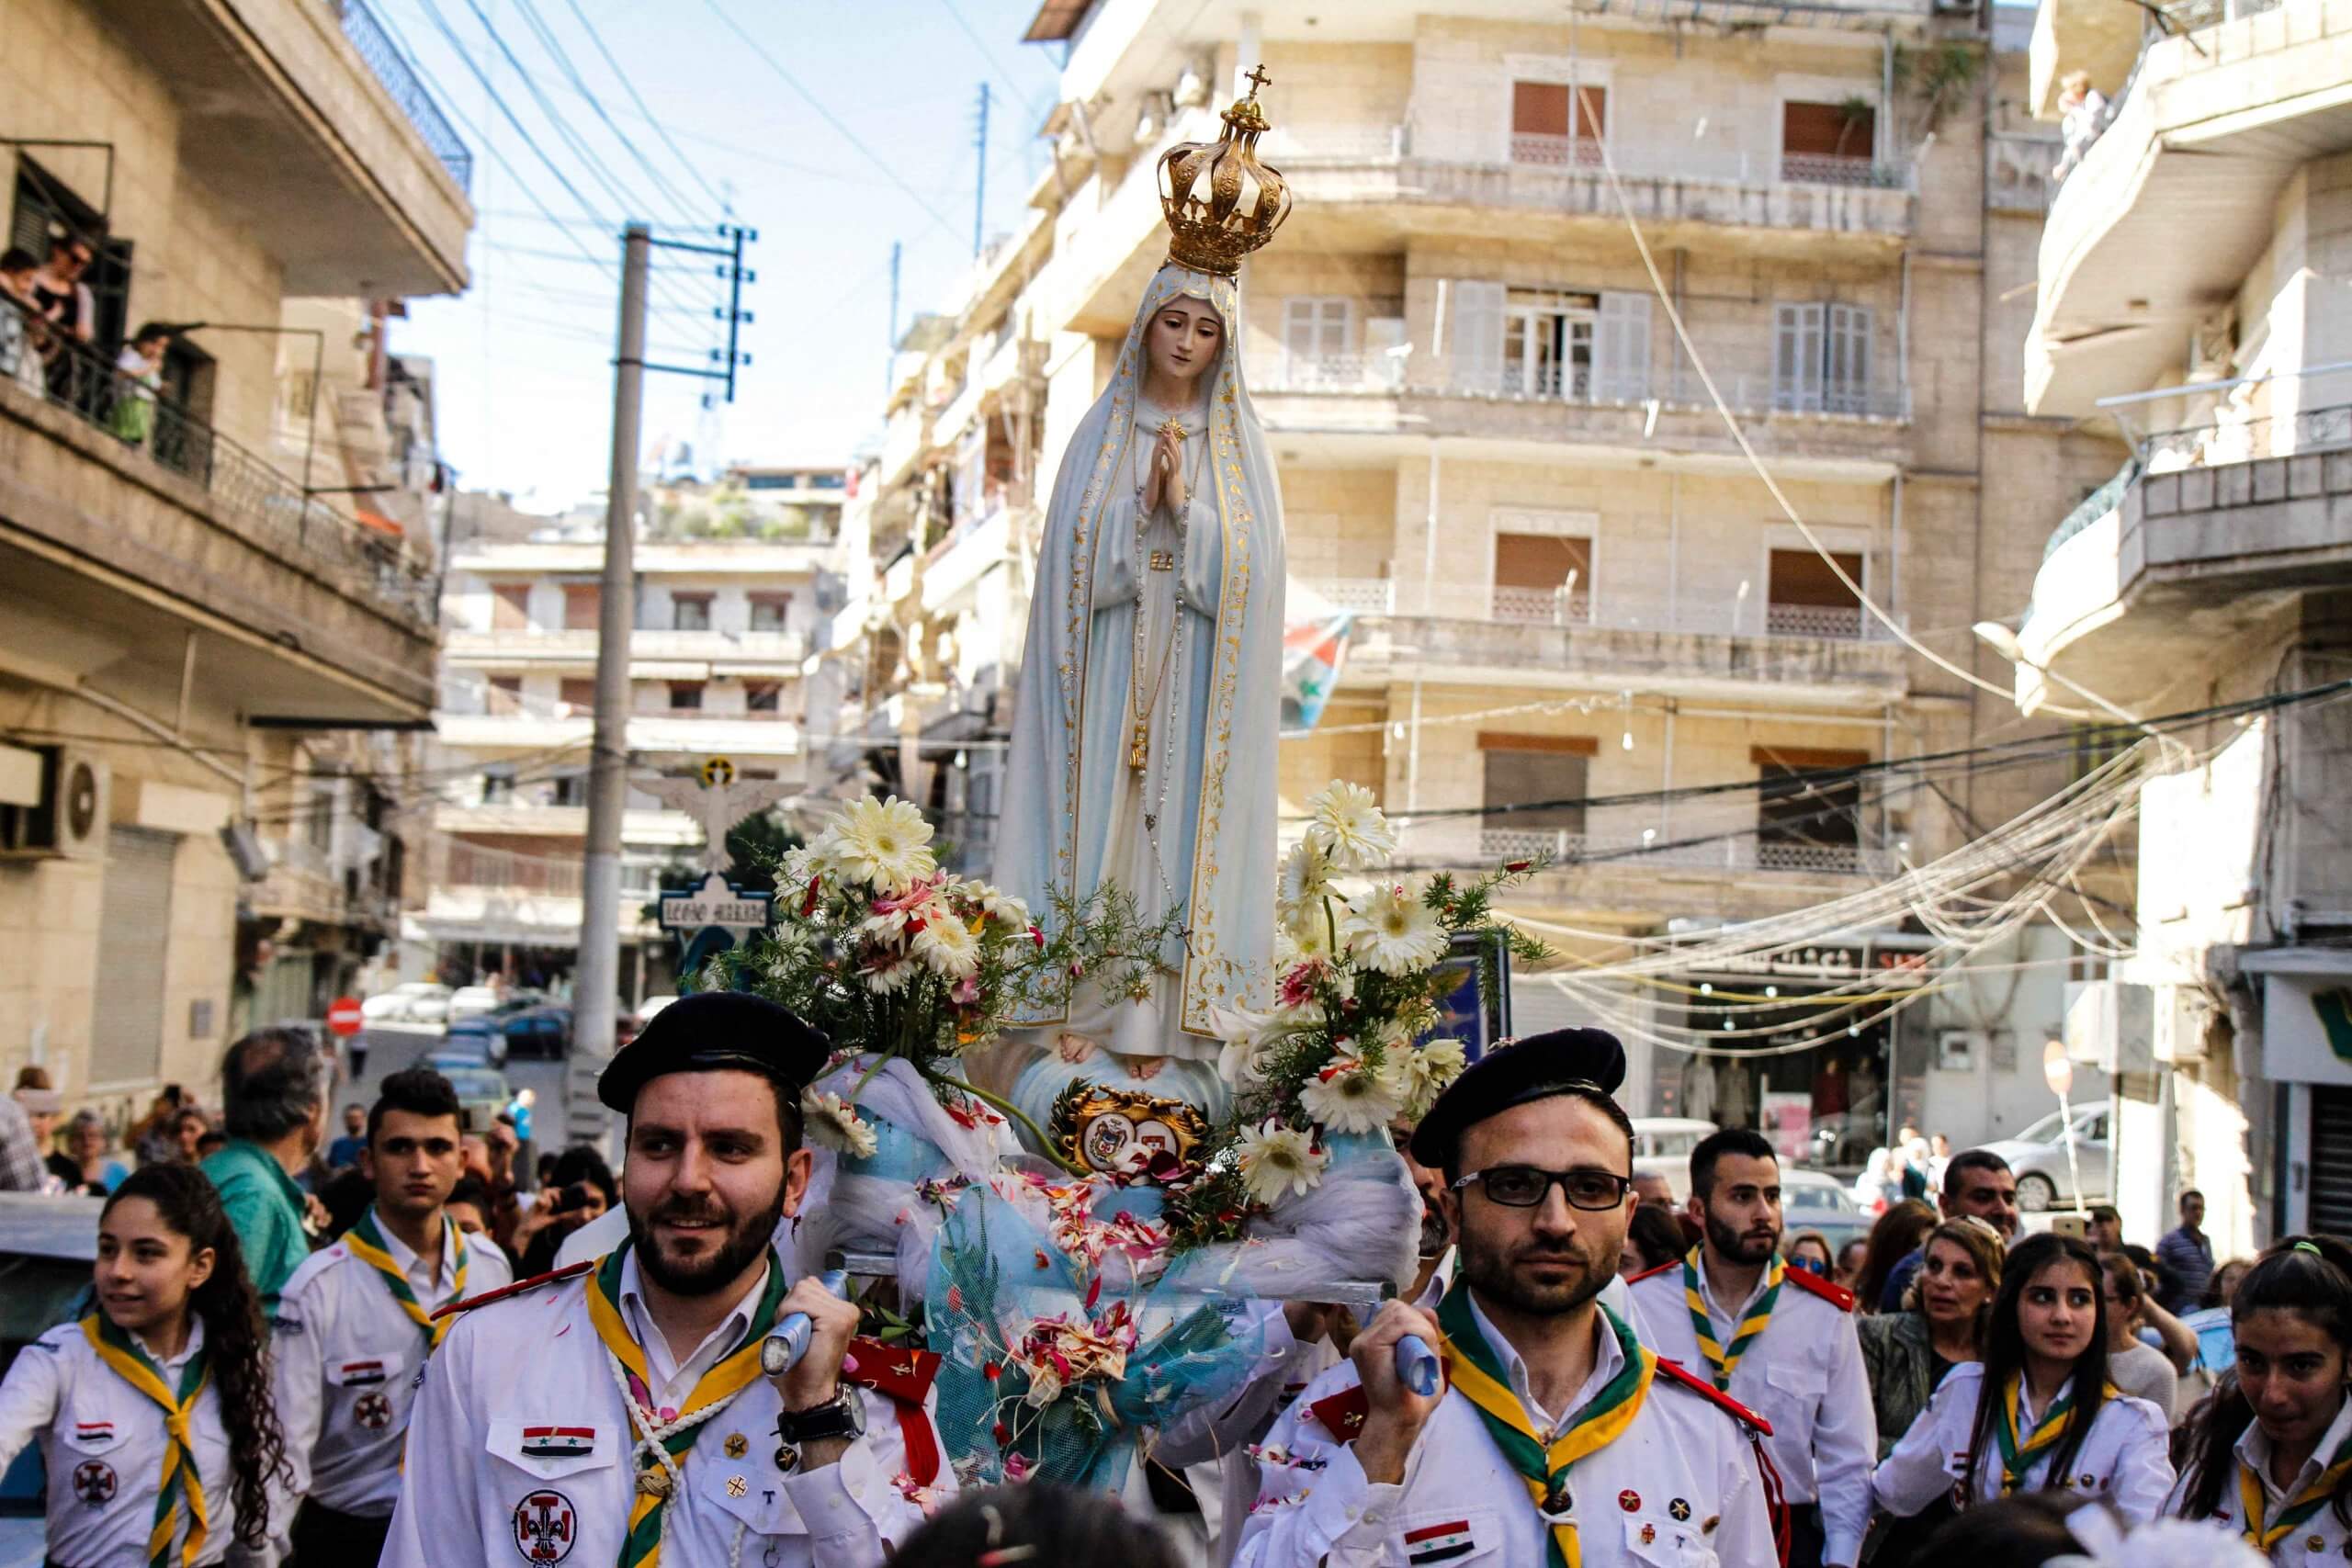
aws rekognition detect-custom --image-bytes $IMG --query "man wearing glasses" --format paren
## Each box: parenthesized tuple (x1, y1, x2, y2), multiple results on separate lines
(1234, 1033, 1777, 1568)
(1629, 1127, 1875, 1568)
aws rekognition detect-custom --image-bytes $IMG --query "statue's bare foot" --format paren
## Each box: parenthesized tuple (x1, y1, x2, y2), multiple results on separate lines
(1057, 1032, 1099, 1064)
(1128, 1055, 1167, 1081)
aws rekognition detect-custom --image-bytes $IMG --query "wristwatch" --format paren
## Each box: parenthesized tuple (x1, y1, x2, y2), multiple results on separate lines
(772, 1388, 865, 1469)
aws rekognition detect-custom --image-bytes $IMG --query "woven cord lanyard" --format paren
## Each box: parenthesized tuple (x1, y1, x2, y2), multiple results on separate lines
(343, 1207, 467, 1353)
(1436, 1284, 1654, 1568)
(1682, 1248, 1781, 1392)
(2239, 1433, 2352, 1551)
(583, 1245, 790, 1568)
(80, 1315, 210, 1568)
(1994, 1375, 2111, 1495)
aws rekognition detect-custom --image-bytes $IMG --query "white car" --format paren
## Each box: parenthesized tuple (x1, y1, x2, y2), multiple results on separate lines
(1978, 1100, 2113, 1211)
(1632, 1116, 1719, 1202)
(408, 987, 453, 1024)
(360, 982, 450, 1023)
(636, 995, 679, 1025)
(446, 986, 504, 1021)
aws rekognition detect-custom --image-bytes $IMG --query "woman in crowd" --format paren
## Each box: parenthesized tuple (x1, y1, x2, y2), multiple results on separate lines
(2103, 1254, 2180, 1422)
(1620, 1200, 1690, 1280)
(50, 1109, 130, 1196)
(1787, 1229, 1838, 1279)
(127, 1085, 189, 1167)
(1874, 1232, 2175, 1525)
(0, 1162, 287, 1565)
(1859, 1217, 2005, 1562)
(1838, 1236, 1872, 1294)
(2170, 1235, 2352, 1562)
(2208, 1258, 2257, 1311)
(1856, 1198, 1939, 1317)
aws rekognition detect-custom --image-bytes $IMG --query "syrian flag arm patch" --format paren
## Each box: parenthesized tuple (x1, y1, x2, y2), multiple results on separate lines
(1404, 1520, 1476, 1563)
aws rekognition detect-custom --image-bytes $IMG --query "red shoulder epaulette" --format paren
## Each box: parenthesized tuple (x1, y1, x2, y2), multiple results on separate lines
(429, 1260, 594, 1321)
(1627, 1259, 1679, 1285)
(1780, 1267, 1856, 1313)
(1308, 1386, 1371, 1441)
(1653, 1357, 1775, 1438)
(843, 1337, 941, 1406)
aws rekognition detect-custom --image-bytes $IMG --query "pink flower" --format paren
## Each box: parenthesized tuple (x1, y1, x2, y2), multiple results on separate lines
(1029, 925, 1046, 948)
(1002, 1450, 1034, 1482)
(952, 976, 980, 1005)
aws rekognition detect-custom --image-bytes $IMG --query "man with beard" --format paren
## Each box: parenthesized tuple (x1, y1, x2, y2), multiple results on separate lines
(1233, 1035, 1776, 1568)
(1629, 1127, 1873, 1568)
(380, 993, 949, 1568)
(274, 1068, 514, 1562)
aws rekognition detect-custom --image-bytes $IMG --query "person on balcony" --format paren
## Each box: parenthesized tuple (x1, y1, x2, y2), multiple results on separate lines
(2053, 72, 2109, 183)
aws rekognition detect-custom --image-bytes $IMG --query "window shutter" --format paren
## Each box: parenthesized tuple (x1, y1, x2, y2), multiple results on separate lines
(1826, 304, 1872, 413)
(1451, 281, 1507, 397)
(1595, 292, 1651, 401)
(1774, 303, 1826, 413)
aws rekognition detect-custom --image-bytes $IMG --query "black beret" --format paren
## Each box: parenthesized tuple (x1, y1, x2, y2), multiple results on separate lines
(596, 991, 833, 1114)
(1408, 1026, 1628, 1168)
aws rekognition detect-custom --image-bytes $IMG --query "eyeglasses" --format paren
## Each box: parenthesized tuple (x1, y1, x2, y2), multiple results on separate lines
(1453, 1165, 1633, 1211)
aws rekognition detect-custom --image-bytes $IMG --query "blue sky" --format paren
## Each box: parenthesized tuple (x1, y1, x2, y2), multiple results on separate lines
(378, 0, 1064, 510)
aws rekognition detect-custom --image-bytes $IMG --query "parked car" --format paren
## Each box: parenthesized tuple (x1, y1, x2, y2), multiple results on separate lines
(498, 1004, 571, 1060)
(360, 982, 449, 1023)
(1781, 1167, 1872, 1257)
(424, 1055, 513, 1134)
(1631, 1116, 1718, 1202)
(408, 987, 453, 1025)
(1978, 1100, 2112, 1211)
(439, 1016, 509, 1066)
(446, 985, 504, 1021)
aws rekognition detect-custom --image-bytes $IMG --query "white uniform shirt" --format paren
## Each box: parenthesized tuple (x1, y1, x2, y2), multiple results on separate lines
(1233, 1300, 1777, 1568)
(1629, 1260, 1877, 1564)
(2165, 1389, 2352, 1565)
(274, 1214, 513, 1517)
(379, 1253, 950, 1568)
(0, 1318, 232, 1567)
(1871, 1360, 2174, 1523)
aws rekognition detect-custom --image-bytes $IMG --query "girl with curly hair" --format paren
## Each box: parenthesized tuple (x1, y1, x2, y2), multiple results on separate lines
(0, 1162, 288, 1564)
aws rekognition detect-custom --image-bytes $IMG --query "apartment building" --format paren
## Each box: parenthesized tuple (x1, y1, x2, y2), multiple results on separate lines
(414, 491, 834, 998)
(824, 0, 2128, 1155)
(2000, 0, 2352, 1249)
(0, 0, 469, 1110)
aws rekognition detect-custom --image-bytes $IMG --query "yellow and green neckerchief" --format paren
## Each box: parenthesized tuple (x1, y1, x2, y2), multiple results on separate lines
(1438, 1282, 1654, 1568)
(583, 1243, 789, 1568)
(1994, 1374, 2118, 1494)
(1682, 1247, 1781, 1391)
(81, 1314, 210, 1568)
(343, 1207, 468, 1353)
(2239, 1431, 2352, 1552)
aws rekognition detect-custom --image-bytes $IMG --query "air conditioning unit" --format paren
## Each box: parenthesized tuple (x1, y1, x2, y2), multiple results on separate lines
(0, 747, 109, 861)
(2063, 979, 2154, 1075)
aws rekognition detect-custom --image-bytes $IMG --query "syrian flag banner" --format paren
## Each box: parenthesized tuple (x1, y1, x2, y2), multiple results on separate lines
(1282, 580, 1356, 732)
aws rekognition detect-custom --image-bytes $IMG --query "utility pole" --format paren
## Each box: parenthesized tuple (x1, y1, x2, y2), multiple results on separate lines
(887, 240, 901, 394)
(568, 220, 650, 1151)
(973, 82, 990, 260)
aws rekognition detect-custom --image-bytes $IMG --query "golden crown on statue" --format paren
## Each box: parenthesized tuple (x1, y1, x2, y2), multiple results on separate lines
(1156, 64, 1294, 277)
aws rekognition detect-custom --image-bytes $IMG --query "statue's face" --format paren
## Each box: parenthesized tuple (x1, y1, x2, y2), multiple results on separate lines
(1143, 295, 1224, 390)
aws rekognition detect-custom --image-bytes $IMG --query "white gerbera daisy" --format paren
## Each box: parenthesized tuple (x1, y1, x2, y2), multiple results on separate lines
(910, 913, 982, 978)
(1398, 1038, 1468, 1119)
(1344, 883, 1448, 976)
(1302, 782, 1397, 872)
(1236, 1120, 1329, 1204)
(800, 1089, 879, 1159)
(973, 885, 1030, 928)
(864, 956, 918, 995)
(1298, 1055, 1408, 1135)
(820, 795, 936, 893)
(1277, 840, 1331, 913)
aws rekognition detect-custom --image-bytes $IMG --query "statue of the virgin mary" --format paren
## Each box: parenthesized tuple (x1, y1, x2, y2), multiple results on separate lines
(991, 73, 1293, 1134)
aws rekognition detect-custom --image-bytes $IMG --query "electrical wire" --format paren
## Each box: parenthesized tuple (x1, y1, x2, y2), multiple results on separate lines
(511, 0, 716, 230)
(555, 0, 730, 214)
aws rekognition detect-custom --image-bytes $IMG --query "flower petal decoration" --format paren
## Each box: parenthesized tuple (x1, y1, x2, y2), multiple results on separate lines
(1398, 1037, 1468, 1120)
(1301, 781, 1398, 872)
(1298, 1054, 1408, 1135)
(800, 1088, 879, 1160)
(818, 795, 937, 893)
(1236, 1118, 1329, 1204)
(1343, 882, 1449, 976)
(910, 912, 983, 978)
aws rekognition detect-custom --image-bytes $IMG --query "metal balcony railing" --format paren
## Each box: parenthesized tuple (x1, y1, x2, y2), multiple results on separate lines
(1, 295, 438, 623)
(2140, 402, 2352, 470)
(1480, 828, 1587, 862)
(1764, 602, 1871, 640)
(334, 0, 475, 194)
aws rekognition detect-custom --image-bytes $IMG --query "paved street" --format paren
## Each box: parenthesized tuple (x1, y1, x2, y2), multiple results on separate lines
(337, 1024, 580, 1165)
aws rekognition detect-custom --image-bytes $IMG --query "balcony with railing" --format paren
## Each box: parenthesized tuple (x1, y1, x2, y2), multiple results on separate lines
(0, 298, 438, 718)
(442, 627, 808, 668)
(1297, 576, 1909, 705)
(336, 0, 473, 193)
(1453, 825, 1896, 879)
(2018, 397, 2352, 706)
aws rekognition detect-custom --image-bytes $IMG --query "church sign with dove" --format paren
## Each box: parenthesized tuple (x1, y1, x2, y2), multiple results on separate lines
(647, 757, 788, 988)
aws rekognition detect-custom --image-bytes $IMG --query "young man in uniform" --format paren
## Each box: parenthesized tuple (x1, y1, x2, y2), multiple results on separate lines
(380, 992, 949, 1568)
(1234, 1036, 1778, 1568)
(274, 1067, 514, 1562)
(1629, 1127, 1874, 1568)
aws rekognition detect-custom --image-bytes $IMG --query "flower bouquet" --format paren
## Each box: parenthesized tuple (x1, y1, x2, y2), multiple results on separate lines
(1156, 782, 1549, 1292)
(707, 795, 1181, 1272)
